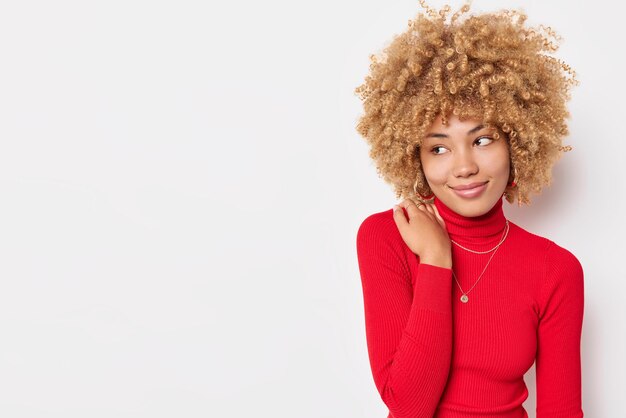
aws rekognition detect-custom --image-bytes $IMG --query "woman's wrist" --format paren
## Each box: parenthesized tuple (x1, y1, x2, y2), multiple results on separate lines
(419, 252, 452, 269)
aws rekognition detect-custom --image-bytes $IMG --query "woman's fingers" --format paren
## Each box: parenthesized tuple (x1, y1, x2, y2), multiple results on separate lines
(398, 198, 423, 220)
(416, 201, 446, 229)
(423, 203, 436, 217)
(392, 198, 451, 257)
(393, 199, 422, 233)
(392, 204, 408, 228)
(432, 204, 446, 229)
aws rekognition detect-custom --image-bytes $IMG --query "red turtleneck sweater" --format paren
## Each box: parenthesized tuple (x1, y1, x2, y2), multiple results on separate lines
(356, 196, 584, 418)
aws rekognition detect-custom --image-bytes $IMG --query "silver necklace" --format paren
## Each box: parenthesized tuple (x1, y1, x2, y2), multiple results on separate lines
(452, 220, 510, 303)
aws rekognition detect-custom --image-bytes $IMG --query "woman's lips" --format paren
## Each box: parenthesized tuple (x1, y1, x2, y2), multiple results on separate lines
(450, 181, 488, 198)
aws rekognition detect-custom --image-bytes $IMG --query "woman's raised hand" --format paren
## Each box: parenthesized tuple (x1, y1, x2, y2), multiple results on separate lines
(392, 199, 452, 269)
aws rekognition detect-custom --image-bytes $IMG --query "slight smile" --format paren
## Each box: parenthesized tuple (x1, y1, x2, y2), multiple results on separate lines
(448, 181, 489, 198)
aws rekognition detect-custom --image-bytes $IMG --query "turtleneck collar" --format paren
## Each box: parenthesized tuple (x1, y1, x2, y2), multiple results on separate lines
(433, 195, 508, 248)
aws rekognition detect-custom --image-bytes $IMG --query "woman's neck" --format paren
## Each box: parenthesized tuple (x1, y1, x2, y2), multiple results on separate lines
(433, 195, 508, 249)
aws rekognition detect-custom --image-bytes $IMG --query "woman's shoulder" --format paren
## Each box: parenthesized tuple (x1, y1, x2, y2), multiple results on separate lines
(356, 208, 413, 278)
(358, 207, 395, 228)
(508, 221, 583, 272)
(506, 220, 553, 252)
(356, 208, 399, 244)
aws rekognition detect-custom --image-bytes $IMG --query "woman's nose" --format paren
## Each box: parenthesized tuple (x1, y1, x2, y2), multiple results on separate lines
(452, 151, 479, 178)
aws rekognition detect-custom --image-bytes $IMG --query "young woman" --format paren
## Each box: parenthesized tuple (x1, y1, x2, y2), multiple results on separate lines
(354, 2, 584, 417)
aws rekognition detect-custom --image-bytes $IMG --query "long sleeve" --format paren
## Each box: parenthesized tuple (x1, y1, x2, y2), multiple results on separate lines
(536, 241, 585, 418)
(356, 212, 453, 418)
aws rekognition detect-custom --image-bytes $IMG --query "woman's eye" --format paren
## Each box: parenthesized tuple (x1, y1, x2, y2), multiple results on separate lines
(430, 137, 492, 155)
(475, 136, 493, 146)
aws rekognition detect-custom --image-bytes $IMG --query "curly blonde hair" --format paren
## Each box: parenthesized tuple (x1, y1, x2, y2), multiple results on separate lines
(354, 0, 578, 206)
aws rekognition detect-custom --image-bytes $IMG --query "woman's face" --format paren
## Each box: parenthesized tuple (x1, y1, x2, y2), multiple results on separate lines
(419, 113, 511, 217)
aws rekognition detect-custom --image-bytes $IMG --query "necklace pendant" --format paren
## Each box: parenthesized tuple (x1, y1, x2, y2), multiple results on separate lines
(460, 294, 469, 303)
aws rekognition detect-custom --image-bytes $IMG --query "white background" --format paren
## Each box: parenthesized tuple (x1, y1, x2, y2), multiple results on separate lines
(0, 0, 623, 416)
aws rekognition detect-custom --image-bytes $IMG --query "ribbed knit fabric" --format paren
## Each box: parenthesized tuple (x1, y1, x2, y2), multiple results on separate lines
(356, 195, 584, 418)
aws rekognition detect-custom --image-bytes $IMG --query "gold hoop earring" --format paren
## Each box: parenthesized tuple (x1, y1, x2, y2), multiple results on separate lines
(413, 176, 434, 200)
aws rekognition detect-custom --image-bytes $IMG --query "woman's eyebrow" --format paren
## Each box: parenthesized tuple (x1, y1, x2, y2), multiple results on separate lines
(425, 124, 485, 139)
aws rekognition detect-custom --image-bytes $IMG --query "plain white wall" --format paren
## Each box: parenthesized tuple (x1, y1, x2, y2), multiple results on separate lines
(0, 0, 623, 416)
